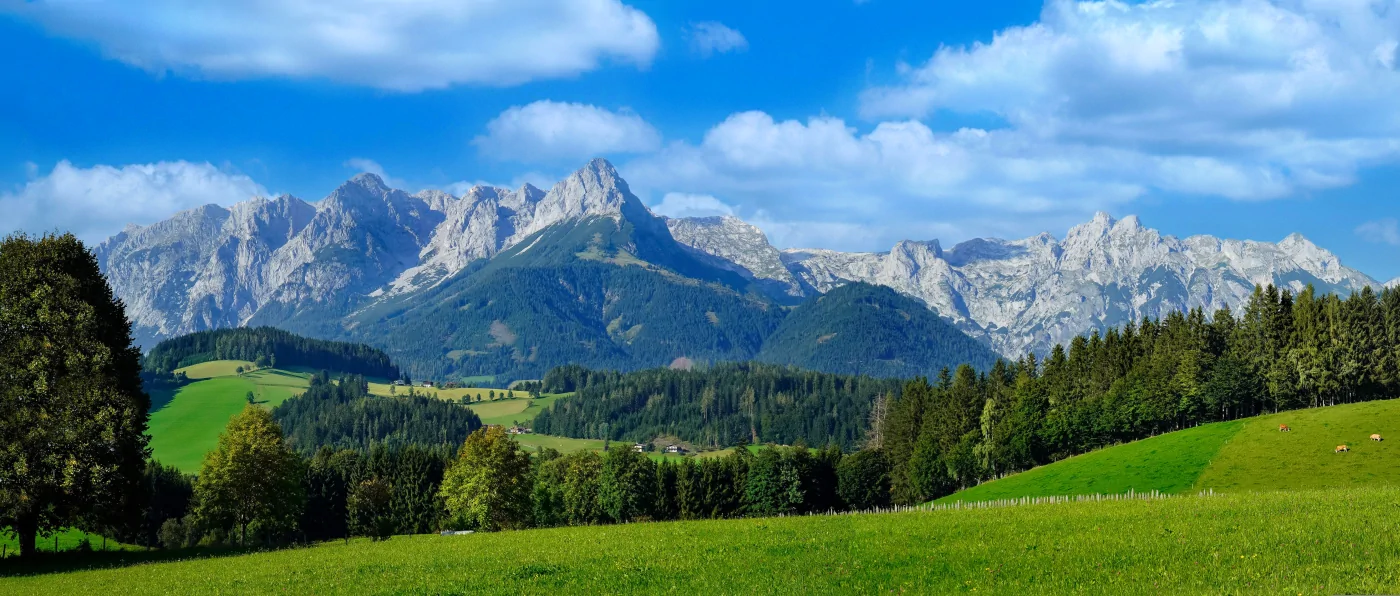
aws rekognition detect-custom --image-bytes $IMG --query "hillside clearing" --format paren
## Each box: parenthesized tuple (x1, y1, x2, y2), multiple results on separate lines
(147, 363, 312, 472)
(5, 487, 1399, 594)
(175, 360, 256, 379)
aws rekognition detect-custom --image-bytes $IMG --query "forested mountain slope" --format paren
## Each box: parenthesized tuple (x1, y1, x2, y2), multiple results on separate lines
(531, 363, 903, 450)
(757, 283, 998, 378)
(144, 327, 400, 379)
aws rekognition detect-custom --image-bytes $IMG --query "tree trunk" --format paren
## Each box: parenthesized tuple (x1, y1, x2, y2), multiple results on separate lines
(16, 514, 37, 559)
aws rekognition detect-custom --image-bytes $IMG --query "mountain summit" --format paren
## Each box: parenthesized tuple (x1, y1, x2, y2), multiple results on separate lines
(98, 160, 1385, 375)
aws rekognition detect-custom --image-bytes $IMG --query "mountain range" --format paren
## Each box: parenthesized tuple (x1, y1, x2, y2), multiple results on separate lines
(97, 158, 1386, 380)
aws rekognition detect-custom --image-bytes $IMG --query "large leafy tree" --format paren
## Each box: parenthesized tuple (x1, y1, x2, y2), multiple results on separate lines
(438, 426, 533, 531)
(194, 405, 305, 546)
(0, 233, 149, 557)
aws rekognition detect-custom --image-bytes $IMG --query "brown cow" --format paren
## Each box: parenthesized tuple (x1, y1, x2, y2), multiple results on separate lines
(1336, 445, 1350, 453)
(1372, 434, 1384, 442)
(1279, 424, 1291, 432)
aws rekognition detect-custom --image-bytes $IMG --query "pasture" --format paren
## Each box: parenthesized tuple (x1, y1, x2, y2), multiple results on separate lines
(175, 360, 256, 379)
(147, 362, 312, 472)
(366, 382, 532, 403)
(5, 487, 1399, 594)
(147, 377, 260, 472)
(940, 398, 1400, 503)
(0, 529, 129, 559)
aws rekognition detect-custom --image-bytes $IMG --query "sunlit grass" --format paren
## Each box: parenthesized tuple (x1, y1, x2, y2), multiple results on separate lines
(5, 487, 1399, 594)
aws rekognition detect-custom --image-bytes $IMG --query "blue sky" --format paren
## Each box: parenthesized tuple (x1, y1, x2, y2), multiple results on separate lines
(2, 0, 1399, 281)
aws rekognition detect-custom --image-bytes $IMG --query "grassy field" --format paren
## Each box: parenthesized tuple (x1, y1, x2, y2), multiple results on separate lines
(367, 382, 532, 403)
(512, 433, 611, 454)
(1195, 400, 1400, 492)
(938, 420, 1244, 504)
(148, 362, 312, 472)
(5, 487, 1399, 594)
(175, 360, 256, 379)
(147, 376, 259, 472)
(0, 529, 130, 559)
(940, 398, 1400, 503)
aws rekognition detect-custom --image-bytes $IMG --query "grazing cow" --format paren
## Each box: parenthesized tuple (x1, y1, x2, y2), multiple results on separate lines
(1336, 445, 1350, 453)
(1279, 425, 1291, 432)
(1372, 434, 1384, 442)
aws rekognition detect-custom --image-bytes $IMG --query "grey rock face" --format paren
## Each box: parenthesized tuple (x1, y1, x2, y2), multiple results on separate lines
(99, 157, 1385, 362)
(774, 212, 1382, 357)
(99, 160, 647, 347)
(666, 215, 803, 297)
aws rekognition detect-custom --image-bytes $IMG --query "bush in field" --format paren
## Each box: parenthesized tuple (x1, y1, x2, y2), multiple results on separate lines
(194, 406, 305, 546)
(438, 427, 532, 531)
(348, 478, 395, 541)
(838, 449, 891, 510)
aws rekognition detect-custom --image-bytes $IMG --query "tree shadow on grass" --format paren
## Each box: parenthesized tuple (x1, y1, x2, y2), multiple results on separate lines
(0, 544, 304, 578)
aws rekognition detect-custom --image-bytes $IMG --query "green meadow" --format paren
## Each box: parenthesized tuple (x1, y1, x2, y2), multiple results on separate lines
(940, 398, 1400, 503)
(0, 529, 130, 559)
(148, 363, 312, 472)
(5, 487, 1399, 594)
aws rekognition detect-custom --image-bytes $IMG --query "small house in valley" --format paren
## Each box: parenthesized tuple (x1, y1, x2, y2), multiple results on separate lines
(633, 443, 646, 453)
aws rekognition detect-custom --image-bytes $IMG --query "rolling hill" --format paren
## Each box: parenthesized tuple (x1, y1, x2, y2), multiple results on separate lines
(938, 398, 1400, 504)
(147, 363, 313, 472)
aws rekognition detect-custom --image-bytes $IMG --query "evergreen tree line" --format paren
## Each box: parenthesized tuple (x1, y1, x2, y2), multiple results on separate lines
(872, 284, 1400, 505)
(532, 363, 903, 450)
(271, 373, 483, 455)
(143, 326, 401, 379)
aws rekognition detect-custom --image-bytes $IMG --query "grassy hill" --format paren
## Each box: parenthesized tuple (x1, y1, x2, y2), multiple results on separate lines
(939, 398, 1400, 504)
(147, 362, 314, 472)
(5, 487, 1399, 594)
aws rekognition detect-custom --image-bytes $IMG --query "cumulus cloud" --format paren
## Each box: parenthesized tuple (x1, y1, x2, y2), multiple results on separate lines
(624, 0, 1400, 250)
(1357, 218, 1400, 246)
(3, 0, 659, 91)
(1, 161, 267, 244)
(474, 101, 662, 163)
(625, 111, 1165, 250)
(858, 0, 1400, 199)
(687, 22, 748, 58)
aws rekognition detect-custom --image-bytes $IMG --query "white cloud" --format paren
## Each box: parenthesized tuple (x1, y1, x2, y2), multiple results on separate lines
(623, 111, 1189, 250)
(4, 0, 659, 91)
(858, 0, 1400, 199)
(474, 101, 662, 163)
(687, 22, 748, 58)
(343, 158, 409, 189)
(1357, 218, 1400, 246)
(1, 161, 266, 244)
(651, 193, 735, 218)
(623, 0, 1400, 250)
